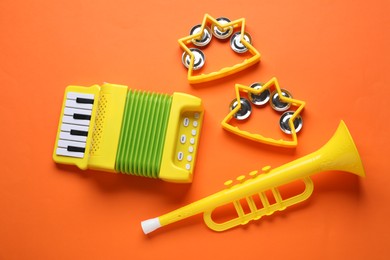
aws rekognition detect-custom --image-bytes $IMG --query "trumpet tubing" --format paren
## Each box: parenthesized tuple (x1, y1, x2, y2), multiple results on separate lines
(203, 177, 315, 231)
(141, 120, 365, 234)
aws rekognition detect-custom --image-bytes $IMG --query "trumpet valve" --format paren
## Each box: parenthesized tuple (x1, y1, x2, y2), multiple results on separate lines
(236, 175, 246, 183)
(262, 165, 271, 173)
(224, 180, 233, 188)
(249, 170, 258, 178)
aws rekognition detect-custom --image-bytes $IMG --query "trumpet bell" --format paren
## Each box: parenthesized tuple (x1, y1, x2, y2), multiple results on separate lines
(317, 120, 365, 177)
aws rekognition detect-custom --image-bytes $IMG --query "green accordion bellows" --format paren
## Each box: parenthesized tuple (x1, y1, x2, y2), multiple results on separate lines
(115, 90, 172, 178)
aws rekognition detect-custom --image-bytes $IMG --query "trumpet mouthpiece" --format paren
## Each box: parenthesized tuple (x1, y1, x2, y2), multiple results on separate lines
(141, 217, 162, 234)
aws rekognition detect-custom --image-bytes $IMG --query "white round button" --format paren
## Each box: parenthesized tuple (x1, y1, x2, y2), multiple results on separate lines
(194, 113, 200, 119)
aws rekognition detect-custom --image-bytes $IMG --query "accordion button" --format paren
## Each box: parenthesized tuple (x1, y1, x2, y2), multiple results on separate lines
(185, 164, 191, 170)
(183, 117, 190, 127)
(194, 112, 200, 119)
(180, 134, 187, 144)
(177, 152, 184, 161)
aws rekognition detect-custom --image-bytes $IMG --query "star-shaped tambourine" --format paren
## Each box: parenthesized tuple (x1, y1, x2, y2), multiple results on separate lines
(221, 77, 306, 148)
(179, 14, 261, 84)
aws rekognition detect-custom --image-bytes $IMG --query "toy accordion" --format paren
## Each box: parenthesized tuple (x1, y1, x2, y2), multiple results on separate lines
(53, 83, 204, 183)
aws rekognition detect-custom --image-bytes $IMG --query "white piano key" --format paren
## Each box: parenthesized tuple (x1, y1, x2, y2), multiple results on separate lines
(58, 139, 86, 149)
(59, 131, 87, 142)
(62, 115, 90, 126)
(67, 92, 95, 100)
(64, 107, 92, 116)
(61, 123, 89, 133)
(56, 147, 84, 158)
(65, 99, 93, 110)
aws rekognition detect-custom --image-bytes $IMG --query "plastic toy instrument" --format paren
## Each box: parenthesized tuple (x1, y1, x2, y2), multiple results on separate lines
(221, 78, 306, 148)
(53, 83, 204, 183)
(179, 14, 261, 84)
(141, 121, 365, 233)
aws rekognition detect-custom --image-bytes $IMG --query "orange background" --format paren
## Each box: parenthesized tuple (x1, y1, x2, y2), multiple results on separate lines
(1, 0, 389, 259)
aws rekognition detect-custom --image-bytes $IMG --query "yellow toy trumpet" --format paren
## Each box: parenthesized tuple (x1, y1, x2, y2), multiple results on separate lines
(141, 120, 365, 234)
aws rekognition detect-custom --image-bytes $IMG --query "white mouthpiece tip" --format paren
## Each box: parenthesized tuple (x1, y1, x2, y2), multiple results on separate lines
(141, 217, 162, 234)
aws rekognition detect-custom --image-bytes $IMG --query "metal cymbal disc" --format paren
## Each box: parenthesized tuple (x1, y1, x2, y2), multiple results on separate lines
(181, 48, 205, 70)
(270, 89, 293, 112)
(248, 82, 270, 106)
(279, 111, 303, 134)
(230, 97, 252, 120)
(190, 24, 212, 47)
(230, 32, 252, 53)
(211, 17, 233, 40)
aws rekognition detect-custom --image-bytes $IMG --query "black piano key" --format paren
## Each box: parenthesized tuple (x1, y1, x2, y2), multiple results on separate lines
(70, 129, 88, 137)
(76, 97, 94, 104)
(67, 146, 86, 153)
(73, 113, 91, 120)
